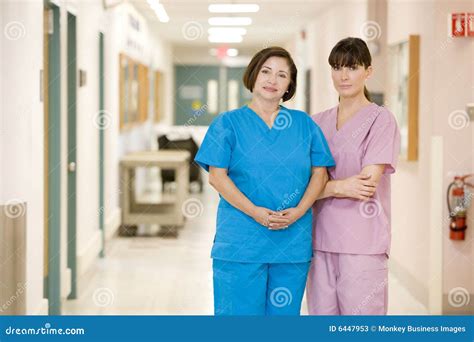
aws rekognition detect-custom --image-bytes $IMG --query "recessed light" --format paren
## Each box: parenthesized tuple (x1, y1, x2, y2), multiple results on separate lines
(208, 35, 243, 43)
(208, 17, 252, 26)
(227, 48, 239, 57)
(208, 27, 247, 36)
(208, 4, 259, 13)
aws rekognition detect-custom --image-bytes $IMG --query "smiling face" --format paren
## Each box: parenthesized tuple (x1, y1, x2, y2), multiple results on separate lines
(331, 64, 372, 99)
(252, 56, 291, 102)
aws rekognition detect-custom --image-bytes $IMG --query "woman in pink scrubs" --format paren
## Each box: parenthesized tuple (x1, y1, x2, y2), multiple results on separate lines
(306, 37, 401, 315)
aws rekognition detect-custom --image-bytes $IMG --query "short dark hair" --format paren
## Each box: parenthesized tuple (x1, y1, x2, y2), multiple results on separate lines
(243, 46, 297, 102)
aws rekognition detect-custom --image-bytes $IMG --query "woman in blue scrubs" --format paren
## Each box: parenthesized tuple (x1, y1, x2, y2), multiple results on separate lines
(195, 47, 335, 315)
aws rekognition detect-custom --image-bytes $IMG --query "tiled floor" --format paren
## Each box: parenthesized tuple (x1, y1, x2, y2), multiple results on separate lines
(63, 182, 428, 315)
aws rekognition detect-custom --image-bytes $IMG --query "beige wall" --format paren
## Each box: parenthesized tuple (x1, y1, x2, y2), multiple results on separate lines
(306, 1, 369, 113)
(0, 0, 47, 314)
(388, 0, 473, 313)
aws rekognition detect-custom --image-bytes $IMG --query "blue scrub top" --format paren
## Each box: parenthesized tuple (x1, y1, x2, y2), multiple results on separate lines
(195, 105, 335, 263)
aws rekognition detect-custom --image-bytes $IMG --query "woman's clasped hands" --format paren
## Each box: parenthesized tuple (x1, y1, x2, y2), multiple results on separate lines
(251, 206, 305, 230)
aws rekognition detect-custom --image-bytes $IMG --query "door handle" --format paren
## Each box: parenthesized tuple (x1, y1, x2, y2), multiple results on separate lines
(68, 162, 76, 173)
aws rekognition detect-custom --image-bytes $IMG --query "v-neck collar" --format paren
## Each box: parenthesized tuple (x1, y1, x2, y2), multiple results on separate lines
(334, 102, 377, 133)
(244, 104, 284, 131)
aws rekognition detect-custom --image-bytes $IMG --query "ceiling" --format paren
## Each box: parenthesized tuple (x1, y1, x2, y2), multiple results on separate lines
(130, 0, 333, 49)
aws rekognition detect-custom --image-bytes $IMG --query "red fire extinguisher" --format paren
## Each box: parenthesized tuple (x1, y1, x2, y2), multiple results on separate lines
(447, 174, 473, 240)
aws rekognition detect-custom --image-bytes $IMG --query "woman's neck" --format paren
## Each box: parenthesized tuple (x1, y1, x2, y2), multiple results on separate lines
(338, 94, 371, 117)
(249, 96, 280, 118)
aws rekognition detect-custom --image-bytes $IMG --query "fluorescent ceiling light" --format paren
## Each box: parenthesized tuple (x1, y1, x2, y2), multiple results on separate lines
(208, 4, 259, 13)
(227, 48, 239, 57)
(147, 0, 169, 22)
(208, 27, 247, 35)
(208, 35, 243, 43)
(208, 17, 252, 26)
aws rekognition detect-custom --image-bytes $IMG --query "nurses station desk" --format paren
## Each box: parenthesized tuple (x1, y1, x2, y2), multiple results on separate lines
(120, 151, 190, 232)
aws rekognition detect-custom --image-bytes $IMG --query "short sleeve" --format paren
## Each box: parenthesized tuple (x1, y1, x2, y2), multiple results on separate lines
(194, 113, 235, 172)
(310, 120, 335, 168)
(361, 109, 401, 174)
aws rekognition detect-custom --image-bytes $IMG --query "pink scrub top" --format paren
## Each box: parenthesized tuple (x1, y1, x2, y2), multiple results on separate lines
(312, 103, 401, 256)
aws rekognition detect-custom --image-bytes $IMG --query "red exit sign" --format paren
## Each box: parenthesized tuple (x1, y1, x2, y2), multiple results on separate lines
(450, 13, 474, 37)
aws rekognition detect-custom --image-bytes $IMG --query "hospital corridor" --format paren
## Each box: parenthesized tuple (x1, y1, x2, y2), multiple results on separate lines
(0, 0, 473, 317)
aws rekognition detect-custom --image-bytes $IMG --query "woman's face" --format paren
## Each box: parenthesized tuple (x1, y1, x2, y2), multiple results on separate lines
(252, 56, 291, 102)
(331, 64, 372, 99)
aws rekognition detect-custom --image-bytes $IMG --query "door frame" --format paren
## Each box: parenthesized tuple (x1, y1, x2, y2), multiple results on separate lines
(43, 1, 62, 315)
(99, 31, 105, 257)
(66, 10, 78, 300)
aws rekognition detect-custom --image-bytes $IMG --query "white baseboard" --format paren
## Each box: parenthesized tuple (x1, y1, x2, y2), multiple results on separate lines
(77, 230, 102, 278)
(389, 257, 428, 308)
(32, 298, 49, 315)
(105, 207, 121, 240)
(61, 267, 72, 299)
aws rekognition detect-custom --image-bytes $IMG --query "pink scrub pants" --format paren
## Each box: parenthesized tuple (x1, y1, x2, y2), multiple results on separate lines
(306, 250, 388, 315)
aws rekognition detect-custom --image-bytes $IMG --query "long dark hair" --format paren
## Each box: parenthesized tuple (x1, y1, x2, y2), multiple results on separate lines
(328, 37, 372, 101)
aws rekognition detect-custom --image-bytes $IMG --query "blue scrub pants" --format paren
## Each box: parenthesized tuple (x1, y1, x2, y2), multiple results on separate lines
(213, 259, 310, 315)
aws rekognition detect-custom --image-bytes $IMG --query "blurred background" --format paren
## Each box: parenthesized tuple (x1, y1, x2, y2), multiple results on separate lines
(0, 0, 473, 316)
